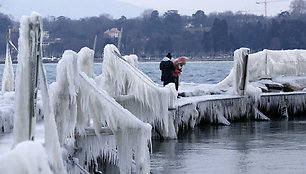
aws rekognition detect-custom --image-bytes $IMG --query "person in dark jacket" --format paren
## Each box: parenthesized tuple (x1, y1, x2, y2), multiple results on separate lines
(160, 53, 176, 86)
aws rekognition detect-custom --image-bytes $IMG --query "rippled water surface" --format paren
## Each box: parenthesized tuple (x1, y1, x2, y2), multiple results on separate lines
(151, 119, 306, 174)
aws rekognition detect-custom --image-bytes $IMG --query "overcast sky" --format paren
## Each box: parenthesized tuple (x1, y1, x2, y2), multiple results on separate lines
(1, 0, 291, 20)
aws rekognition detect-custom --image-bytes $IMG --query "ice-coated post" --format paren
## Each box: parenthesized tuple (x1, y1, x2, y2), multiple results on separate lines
(28, 16, 42, 140)
(233, 48, 250, 95)
(13, 13, 43, 145)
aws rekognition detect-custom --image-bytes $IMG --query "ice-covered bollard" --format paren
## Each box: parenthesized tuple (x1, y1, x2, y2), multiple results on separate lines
(233, 48, 250, 95)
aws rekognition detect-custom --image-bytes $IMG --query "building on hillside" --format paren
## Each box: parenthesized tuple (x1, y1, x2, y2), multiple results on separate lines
(104, 28, 120, 38)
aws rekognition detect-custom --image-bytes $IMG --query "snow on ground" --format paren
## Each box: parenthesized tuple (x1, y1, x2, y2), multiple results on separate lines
(0, 141, 53, 174)
(0, 91, 15, 133)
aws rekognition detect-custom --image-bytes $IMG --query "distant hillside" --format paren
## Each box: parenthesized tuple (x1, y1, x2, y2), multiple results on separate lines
(1, 3, 306, 59)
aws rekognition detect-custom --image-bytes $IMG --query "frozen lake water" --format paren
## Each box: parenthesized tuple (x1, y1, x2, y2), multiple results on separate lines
(1, 61, 306, 173)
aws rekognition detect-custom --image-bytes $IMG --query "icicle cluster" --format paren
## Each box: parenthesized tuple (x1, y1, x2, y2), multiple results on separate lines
(101, 44, 177, 138)
(260, 92, 306, 115)
(175, 96, 253, 128)
(75, 134, 117, 170)
(78, 72, 152, 174)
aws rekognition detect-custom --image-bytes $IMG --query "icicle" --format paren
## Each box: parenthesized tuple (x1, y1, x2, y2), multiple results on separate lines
(253, 107, 270, 121)
(1, 28, 14, 92)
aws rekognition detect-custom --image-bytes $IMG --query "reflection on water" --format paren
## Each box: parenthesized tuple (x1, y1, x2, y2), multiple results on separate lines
(151, 119, 306, 174)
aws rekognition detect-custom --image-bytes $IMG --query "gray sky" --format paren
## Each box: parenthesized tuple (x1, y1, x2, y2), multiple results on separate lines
(1, 0, 291, 20)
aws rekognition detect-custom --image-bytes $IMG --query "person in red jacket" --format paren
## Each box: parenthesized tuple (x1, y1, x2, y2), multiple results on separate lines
(172, 57, 187, 91)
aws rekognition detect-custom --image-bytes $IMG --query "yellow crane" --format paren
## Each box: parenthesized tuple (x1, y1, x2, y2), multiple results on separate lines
(256, 0, 288, 17)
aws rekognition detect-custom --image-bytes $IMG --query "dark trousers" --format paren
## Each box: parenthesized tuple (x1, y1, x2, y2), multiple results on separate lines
(163, 78, 174, 87)
(173, 76, 179, 91)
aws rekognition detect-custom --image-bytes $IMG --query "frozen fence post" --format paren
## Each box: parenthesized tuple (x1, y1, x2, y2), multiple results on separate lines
(13, 12, 43, 144)
(14, 12, 66, 173)
(233, 48, 250, 96)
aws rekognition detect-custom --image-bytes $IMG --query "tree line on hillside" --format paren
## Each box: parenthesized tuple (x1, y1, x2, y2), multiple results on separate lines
(1, 0, 306, 59)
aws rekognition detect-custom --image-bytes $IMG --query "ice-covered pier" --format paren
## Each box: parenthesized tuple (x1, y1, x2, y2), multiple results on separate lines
(172, 91, 306, 129)
(1, 12, 306, 174)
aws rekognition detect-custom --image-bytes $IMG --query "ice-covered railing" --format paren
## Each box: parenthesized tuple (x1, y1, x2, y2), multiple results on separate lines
(50, 47, 152, 174)
(219, 48, 306, 89)
(248, 49, 306, 81)
(79, 72, 152, 174)
(100, 44, 177, 138)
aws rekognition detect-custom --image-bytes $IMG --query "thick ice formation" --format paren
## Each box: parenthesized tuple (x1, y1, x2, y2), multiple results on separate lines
(78, 47, 94, 78)
(100, 44, 177, 138)
(13, 12, 43, 145)
(75, 47, 94, 135)
(248, 49, 306, 81)
(232, 48, 250, 95)
(0, 141, 53, 174)
(1, 41, 14, 92)
(48, 46, 152, 173)
(79, 72, 152, 173)
(50, 50, 79, 145)
(11, 12, 66, 174)
(219, 49, 306, 90)
(123, 54, 138, 68)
